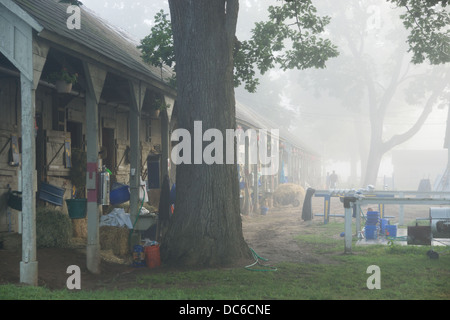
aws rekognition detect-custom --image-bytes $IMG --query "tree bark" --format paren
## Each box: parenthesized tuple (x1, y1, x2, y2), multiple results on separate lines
(161, 0, 250, 267)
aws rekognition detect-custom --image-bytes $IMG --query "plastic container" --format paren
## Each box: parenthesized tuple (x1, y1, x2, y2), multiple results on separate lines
(110, 184, 130, 205)
(7, 191, 22, 211)
(66, 199, 87, 219)
(132, 245, 146, 267)
(145, 245, 161, 268)
(39, 182, 65, 206)
(365, 211, 380, 226)
(365, 225, 378, 239)
(385, 225, 397, 238)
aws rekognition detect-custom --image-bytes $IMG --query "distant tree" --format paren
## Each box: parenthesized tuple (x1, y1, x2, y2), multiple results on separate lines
(289, 0, 449, 187)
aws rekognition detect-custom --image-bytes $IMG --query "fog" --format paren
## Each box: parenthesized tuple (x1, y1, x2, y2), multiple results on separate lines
(82, 0, 449, 190)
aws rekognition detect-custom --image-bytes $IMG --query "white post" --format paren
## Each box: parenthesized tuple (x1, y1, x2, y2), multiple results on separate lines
(83, 62, 106, 274)
(343, 196, 355, 254)
(19, 74, 38, 286)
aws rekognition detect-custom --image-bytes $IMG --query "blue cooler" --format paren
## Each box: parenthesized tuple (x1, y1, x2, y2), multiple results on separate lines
(365, 225, 378, 239)
(385, 225, 397, 238)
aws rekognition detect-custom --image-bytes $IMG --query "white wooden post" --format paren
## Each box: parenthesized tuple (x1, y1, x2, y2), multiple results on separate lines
(0, 1, 43, 286)
(19, 39, 48, 285)
(19, 73, 38, 285)
(343, 196, 356, 254)
(83, 62, 106, 274)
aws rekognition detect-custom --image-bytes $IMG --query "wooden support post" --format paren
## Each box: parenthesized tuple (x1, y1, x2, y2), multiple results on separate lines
(128, 80, 145, 247)
(19, 73, 38, 286)
(20, 36, 48, 287)
(83, 62, 106, 274)
(161, 107, 169, 179)
(1, 1, 43, 286)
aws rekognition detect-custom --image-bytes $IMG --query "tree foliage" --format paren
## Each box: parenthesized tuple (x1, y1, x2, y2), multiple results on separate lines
(138, 10, 175, 69)
(388, 0, 450, 64)
(244, 1, 339, 74)
(138, 1, 339, 93)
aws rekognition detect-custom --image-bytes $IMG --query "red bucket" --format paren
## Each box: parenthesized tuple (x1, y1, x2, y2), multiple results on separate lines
(145, 245, 161, 268)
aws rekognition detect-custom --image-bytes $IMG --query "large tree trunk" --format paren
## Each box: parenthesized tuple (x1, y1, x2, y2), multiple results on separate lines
(161, 0, 250, 267)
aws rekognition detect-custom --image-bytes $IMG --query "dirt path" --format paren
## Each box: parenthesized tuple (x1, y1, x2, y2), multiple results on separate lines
(241, 205, 334, 265)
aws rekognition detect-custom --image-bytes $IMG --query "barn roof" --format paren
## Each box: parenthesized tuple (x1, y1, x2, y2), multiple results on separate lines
(13, 0, 174, 94)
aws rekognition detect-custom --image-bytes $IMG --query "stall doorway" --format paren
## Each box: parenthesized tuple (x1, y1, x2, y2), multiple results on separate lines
(102, 128, 116, 173)
(67, 121, 83, 149)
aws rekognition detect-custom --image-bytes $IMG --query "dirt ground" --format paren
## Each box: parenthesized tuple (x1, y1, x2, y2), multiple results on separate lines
(0, 195, 432, 291)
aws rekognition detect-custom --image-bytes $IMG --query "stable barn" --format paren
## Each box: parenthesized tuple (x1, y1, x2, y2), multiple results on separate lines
(235, 101, 322, 213)
(0, 0, 175, 284)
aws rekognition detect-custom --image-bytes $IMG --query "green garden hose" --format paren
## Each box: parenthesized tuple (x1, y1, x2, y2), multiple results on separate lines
(245, 248, 277, 272)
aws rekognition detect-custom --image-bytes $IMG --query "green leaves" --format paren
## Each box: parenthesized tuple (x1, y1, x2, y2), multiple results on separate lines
(138, 2, 339, 93)
(240, 0, 339, 79)
(388, 0, 450, 64)
(138, 10, 175, 69)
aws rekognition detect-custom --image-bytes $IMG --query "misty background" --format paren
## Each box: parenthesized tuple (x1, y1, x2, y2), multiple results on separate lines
(81, 0, 449, 190)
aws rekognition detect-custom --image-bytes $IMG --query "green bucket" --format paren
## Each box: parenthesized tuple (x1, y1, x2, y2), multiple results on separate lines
(66, 199, 87, 219)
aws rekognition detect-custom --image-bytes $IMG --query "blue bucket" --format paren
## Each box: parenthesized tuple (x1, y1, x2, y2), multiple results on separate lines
(261, 207, 269, 215)
(110, 184, 130, 205)
(385, 225, 397, 238)
(365, 225, 378, 239)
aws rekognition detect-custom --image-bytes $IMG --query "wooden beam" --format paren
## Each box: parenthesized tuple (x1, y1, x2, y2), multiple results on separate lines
(37, 30, 176, 98)
(83, 61, 106, 275)
(32, 38, 49, 90)
(128, 80, 145, 248)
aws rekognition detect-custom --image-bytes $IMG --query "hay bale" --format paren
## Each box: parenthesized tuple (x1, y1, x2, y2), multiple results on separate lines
(100, 249, 128, 264)
(36, 207, 72, 248)
(72, 217, 87, 239)
(273, 183, 306, 207)
(100, 226, 130, 256)
(0, 232, 21, 251)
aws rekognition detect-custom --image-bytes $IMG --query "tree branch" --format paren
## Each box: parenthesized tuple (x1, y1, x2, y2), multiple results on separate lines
(382, 87, 442, 152)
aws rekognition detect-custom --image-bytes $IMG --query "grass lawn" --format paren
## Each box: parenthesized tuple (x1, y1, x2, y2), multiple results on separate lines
(1, 222, 449, 300)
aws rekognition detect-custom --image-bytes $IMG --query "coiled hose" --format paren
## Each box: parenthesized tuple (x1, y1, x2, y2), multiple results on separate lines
(245, 248, 277, 272)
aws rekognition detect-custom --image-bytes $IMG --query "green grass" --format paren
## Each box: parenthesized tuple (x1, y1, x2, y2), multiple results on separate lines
(1, 222, 450, 300)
